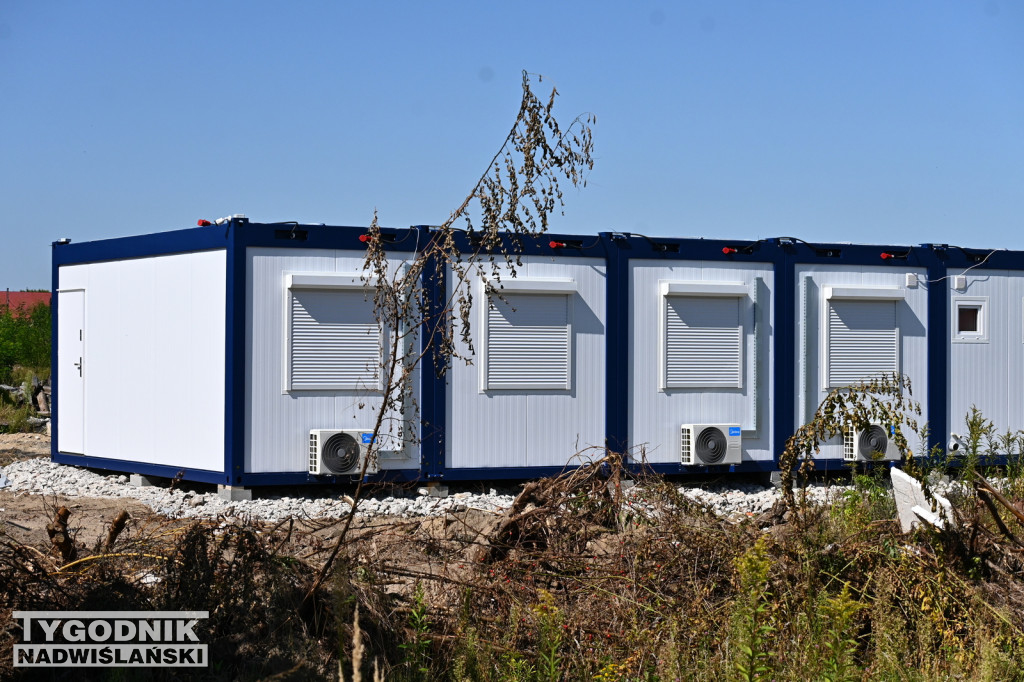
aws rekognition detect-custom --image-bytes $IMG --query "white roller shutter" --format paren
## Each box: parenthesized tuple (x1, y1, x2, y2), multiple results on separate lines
(826, 299, 898, 387)
(289, 288, 382, 391)
(663, 296, 743, 388)
(484, 292, 571, 390)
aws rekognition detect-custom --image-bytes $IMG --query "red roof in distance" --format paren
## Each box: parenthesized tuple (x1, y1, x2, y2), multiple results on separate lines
(2, 291, 51, 315)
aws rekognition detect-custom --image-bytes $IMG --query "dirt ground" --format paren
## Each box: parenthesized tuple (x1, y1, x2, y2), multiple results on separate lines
(0, 432, 50, 466)
(0, 432, 501, 574)
(0, 433, 512, 680)
(0, 433, 165, 554)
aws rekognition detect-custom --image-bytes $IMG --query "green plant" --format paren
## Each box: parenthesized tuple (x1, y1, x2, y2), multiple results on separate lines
(0, 301, 50, 384)
(449, 624, 483, 682)
(903, 426, 957, 491)
(532, 590, 564, 682)
(961, 406, 996, 486)
(0, 403, 32, 434)
(1002, 428, 1024, 499)
(855, 466, 896, 519)
(731, 536, 774, 682)
(832, 466, 894, 535)
(398, 581, 432, 679)
(780, 373, 921, 509)
(498, 652, 536, 682)
(819, 583, 862, 682)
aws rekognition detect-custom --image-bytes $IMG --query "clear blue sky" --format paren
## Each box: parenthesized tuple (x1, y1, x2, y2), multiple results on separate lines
(2, 1, 1022, 289)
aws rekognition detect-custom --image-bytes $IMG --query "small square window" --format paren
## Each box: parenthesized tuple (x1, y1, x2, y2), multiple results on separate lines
(958, 306, 980, 334)
(952, 297, 988, 343)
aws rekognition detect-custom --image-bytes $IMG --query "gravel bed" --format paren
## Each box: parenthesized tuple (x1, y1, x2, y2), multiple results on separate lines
(0, 458, 858, 523)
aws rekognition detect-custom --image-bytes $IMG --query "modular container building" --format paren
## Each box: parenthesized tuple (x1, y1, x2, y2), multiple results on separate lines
(51, 218, 1018, 488)
(439, 235, 610, 479)
(52, 218, 424, 488)
(786, 241, 931, 465)
(936, 246, 1024, 447)
(619, 235, 776, 472)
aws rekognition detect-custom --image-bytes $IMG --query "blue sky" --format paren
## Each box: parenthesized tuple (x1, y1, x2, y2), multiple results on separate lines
(2, 1, 1022, 289)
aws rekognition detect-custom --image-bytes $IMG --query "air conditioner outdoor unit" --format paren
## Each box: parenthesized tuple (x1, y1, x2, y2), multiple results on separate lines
(680, 424, 742, 465)
(309, 429, 379, 476)
(843, 423, 901, 462)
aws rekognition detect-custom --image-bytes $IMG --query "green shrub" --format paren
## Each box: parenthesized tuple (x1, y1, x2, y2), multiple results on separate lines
(0, 300, 51, 384)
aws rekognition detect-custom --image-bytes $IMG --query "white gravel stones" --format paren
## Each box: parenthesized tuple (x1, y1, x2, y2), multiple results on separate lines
(671, 480, 850, 519)
(1, 457, 858, 523)
(0, 458, 517, 522)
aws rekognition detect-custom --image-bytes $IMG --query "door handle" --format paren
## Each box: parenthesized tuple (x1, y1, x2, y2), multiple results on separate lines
(74, 358, 82, 377)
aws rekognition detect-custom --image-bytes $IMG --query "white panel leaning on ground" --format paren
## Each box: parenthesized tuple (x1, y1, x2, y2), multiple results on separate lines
(891, 468, 954, 533)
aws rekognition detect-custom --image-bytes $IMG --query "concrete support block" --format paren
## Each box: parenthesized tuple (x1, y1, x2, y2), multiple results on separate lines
(130, 474, 162, 488)
(417, 482, 449, 498)
(218, 485, 253, 502)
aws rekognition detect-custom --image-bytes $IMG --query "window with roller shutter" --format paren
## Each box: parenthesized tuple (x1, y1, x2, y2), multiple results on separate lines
(482, 291, 572, 391)
(663, 295, 743, 389)
(659, 281, 748, 391)
(285, 275, 384, 392)
(825, 299, 899, 387)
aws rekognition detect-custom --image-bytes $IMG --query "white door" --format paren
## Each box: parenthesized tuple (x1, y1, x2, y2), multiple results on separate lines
(57, 290, 85, 454)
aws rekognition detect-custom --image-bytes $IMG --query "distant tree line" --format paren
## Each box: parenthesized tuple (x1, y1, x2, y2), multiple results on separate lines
(0, 302, 51, 384)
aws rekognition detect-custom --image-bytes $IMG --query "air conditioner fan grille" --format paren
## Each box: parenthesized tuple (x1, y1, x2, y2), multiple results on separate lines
(321, 432, 362, 474)
(696, 426, 728, 464)
(858, 425, 889, 460)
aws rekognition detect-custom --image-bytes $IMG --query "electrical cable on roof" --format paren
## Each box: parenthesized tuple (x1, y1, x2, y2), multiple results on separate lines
(921, 248, 1002, 286)
(572, 234, 603, 249)
(626, 232, 680, 251)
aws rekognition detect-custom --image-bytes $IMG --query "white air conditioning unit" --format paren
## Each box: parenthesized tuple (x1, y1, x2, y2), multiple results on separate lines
(680, 424, 742, 465)
(843, 423, 901, 462)
(308, 429, 379, 476)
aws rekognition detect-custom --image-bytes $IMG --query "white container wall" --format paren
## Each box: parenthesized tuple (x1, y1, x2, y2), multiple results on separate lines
(246, 247, 419, 473)
(947, 270, 1024, 440)
(629, 260, 775, 464)
(56, 251, 227, 471)
(794, 264, 929, 458)
(445, 257, 607, 469)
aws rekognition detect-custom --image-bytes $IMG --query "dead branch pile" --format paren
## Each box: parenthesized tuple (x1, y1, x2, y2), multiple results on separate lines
(8, 459, 1024, 679)
(0, 505, 342, 681)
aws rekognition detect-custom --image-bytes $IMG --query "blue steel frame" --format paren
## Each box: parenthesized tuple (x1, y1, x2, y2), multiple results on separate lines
(50, 220, 1024, 486)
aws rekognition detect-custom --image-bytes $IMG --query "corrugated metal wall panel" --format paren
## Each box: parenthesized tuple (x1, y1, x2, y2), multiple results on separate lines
(948, 270, 1024, 439)
(446, 258, 607, 469)
(795, 265, 928, 459)
(246, 248, 417, 473)
(57, 252, 227, 471)
(629, 261, 774, 465)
